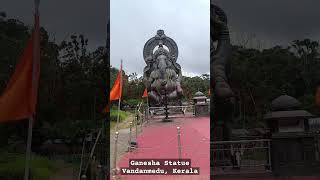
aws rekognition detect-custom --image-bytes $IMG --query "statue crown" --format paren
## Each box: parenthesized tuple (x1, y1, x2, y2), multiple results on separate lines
(154, 45, 169, 59)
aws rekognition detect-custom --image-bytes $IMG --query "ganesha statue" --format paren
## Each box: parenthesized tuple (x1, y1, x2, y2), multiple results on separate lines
(142, 30, 183, 107)
(211, 4, 236, 142)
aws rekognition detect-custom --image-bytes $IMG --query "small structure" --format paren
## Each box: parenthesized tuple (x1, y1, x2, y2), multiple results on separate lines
(265, 95, 313, 133)
(193, 91, 208, 104)
(264, 95, 320, 176)
(193, 91, 209, 116)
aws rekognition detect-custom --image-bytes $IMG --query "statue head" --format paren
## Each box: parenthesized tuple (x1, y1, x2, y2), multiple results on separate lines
(154, 44, 169, 59)
(154, 44, 170, 70)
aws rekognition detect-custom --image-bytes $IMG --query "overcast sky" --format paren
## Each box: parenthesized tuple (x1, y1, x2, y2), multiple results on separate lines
(3, 0, 320, 75)
(213, 0, 320, 48)
(1, 0, 108, 50)
(110, 0, 210, 77)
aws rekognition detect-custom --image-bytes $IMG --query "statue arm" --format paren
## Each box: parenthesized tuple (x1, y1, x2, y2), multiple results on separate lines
(173, 63, 182, 82)
(143, 66, 152, 90)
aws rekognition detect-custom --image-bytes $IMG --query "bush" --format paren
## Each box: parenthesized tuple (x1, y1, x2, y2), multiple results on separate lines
(110, 110, 128, 122)
(123, 99, 141, 107)
(0, 151, 57, 180)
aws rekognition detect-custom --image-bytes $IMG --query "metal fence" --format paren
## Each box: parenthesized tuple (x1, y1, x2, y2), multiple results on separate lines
(147, 105, 195, 118)
(211, 139, 272, 174)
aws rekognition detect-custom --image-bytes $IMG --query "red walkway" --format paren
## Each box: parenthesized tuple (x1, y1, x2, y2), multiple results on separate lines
(214, 175, 320, 180)
(116, 116, 210, 180)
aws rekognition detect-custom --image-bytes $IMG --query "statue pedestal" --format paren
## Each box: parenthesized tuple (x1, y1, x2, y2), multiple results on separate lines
(162, 118, 173, 122)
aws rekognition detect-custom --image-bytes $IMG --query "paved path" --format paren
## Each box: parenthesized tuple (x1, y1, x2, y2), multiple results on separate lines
(109, 114, 138, 169)
(110, 127, 133, 170)
(114, 115, 210, 180)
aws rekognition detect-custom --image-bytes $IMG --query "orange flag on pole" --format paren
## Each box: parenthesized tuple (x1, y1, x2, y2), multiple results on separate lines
(110, 63, 122, 101)
(103, 62, 122, 114)
(142, 88, 148, 98)
(0, 14, 40, 123)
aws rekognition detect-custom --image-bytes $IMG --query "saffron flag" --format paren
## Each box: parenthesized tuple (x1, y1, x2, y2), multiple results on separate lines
(0, 13, 40, 123)
(208, 88, 210, 96)
(316, 86, 320, 107)
(142, 88, 148, 98)
(110, 63, 122, 101)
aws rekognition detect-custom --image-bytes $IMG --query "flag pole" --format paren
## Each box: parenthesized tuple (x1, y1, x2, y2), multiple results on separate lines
(116, 60, 123, 130)
(24, 1, 40, 180)
(24, 117, 34, 180)
(146, 95, 149, 108)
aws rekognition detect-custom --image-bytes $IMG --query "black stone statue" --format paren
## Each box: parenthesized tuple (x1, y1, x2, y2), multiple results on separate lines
(142, 30, 183, 107)
(211, 4, 235, 141)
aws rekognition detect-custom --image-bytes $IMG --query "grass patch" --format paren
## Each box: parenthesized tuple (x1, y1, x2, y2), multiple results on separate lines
(110, 110, 129, 122)
(110, 121, 117, 130)
(0, 151, 58, 180)
(110, 110, 133, 131)
(123, 99, 141, 106)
